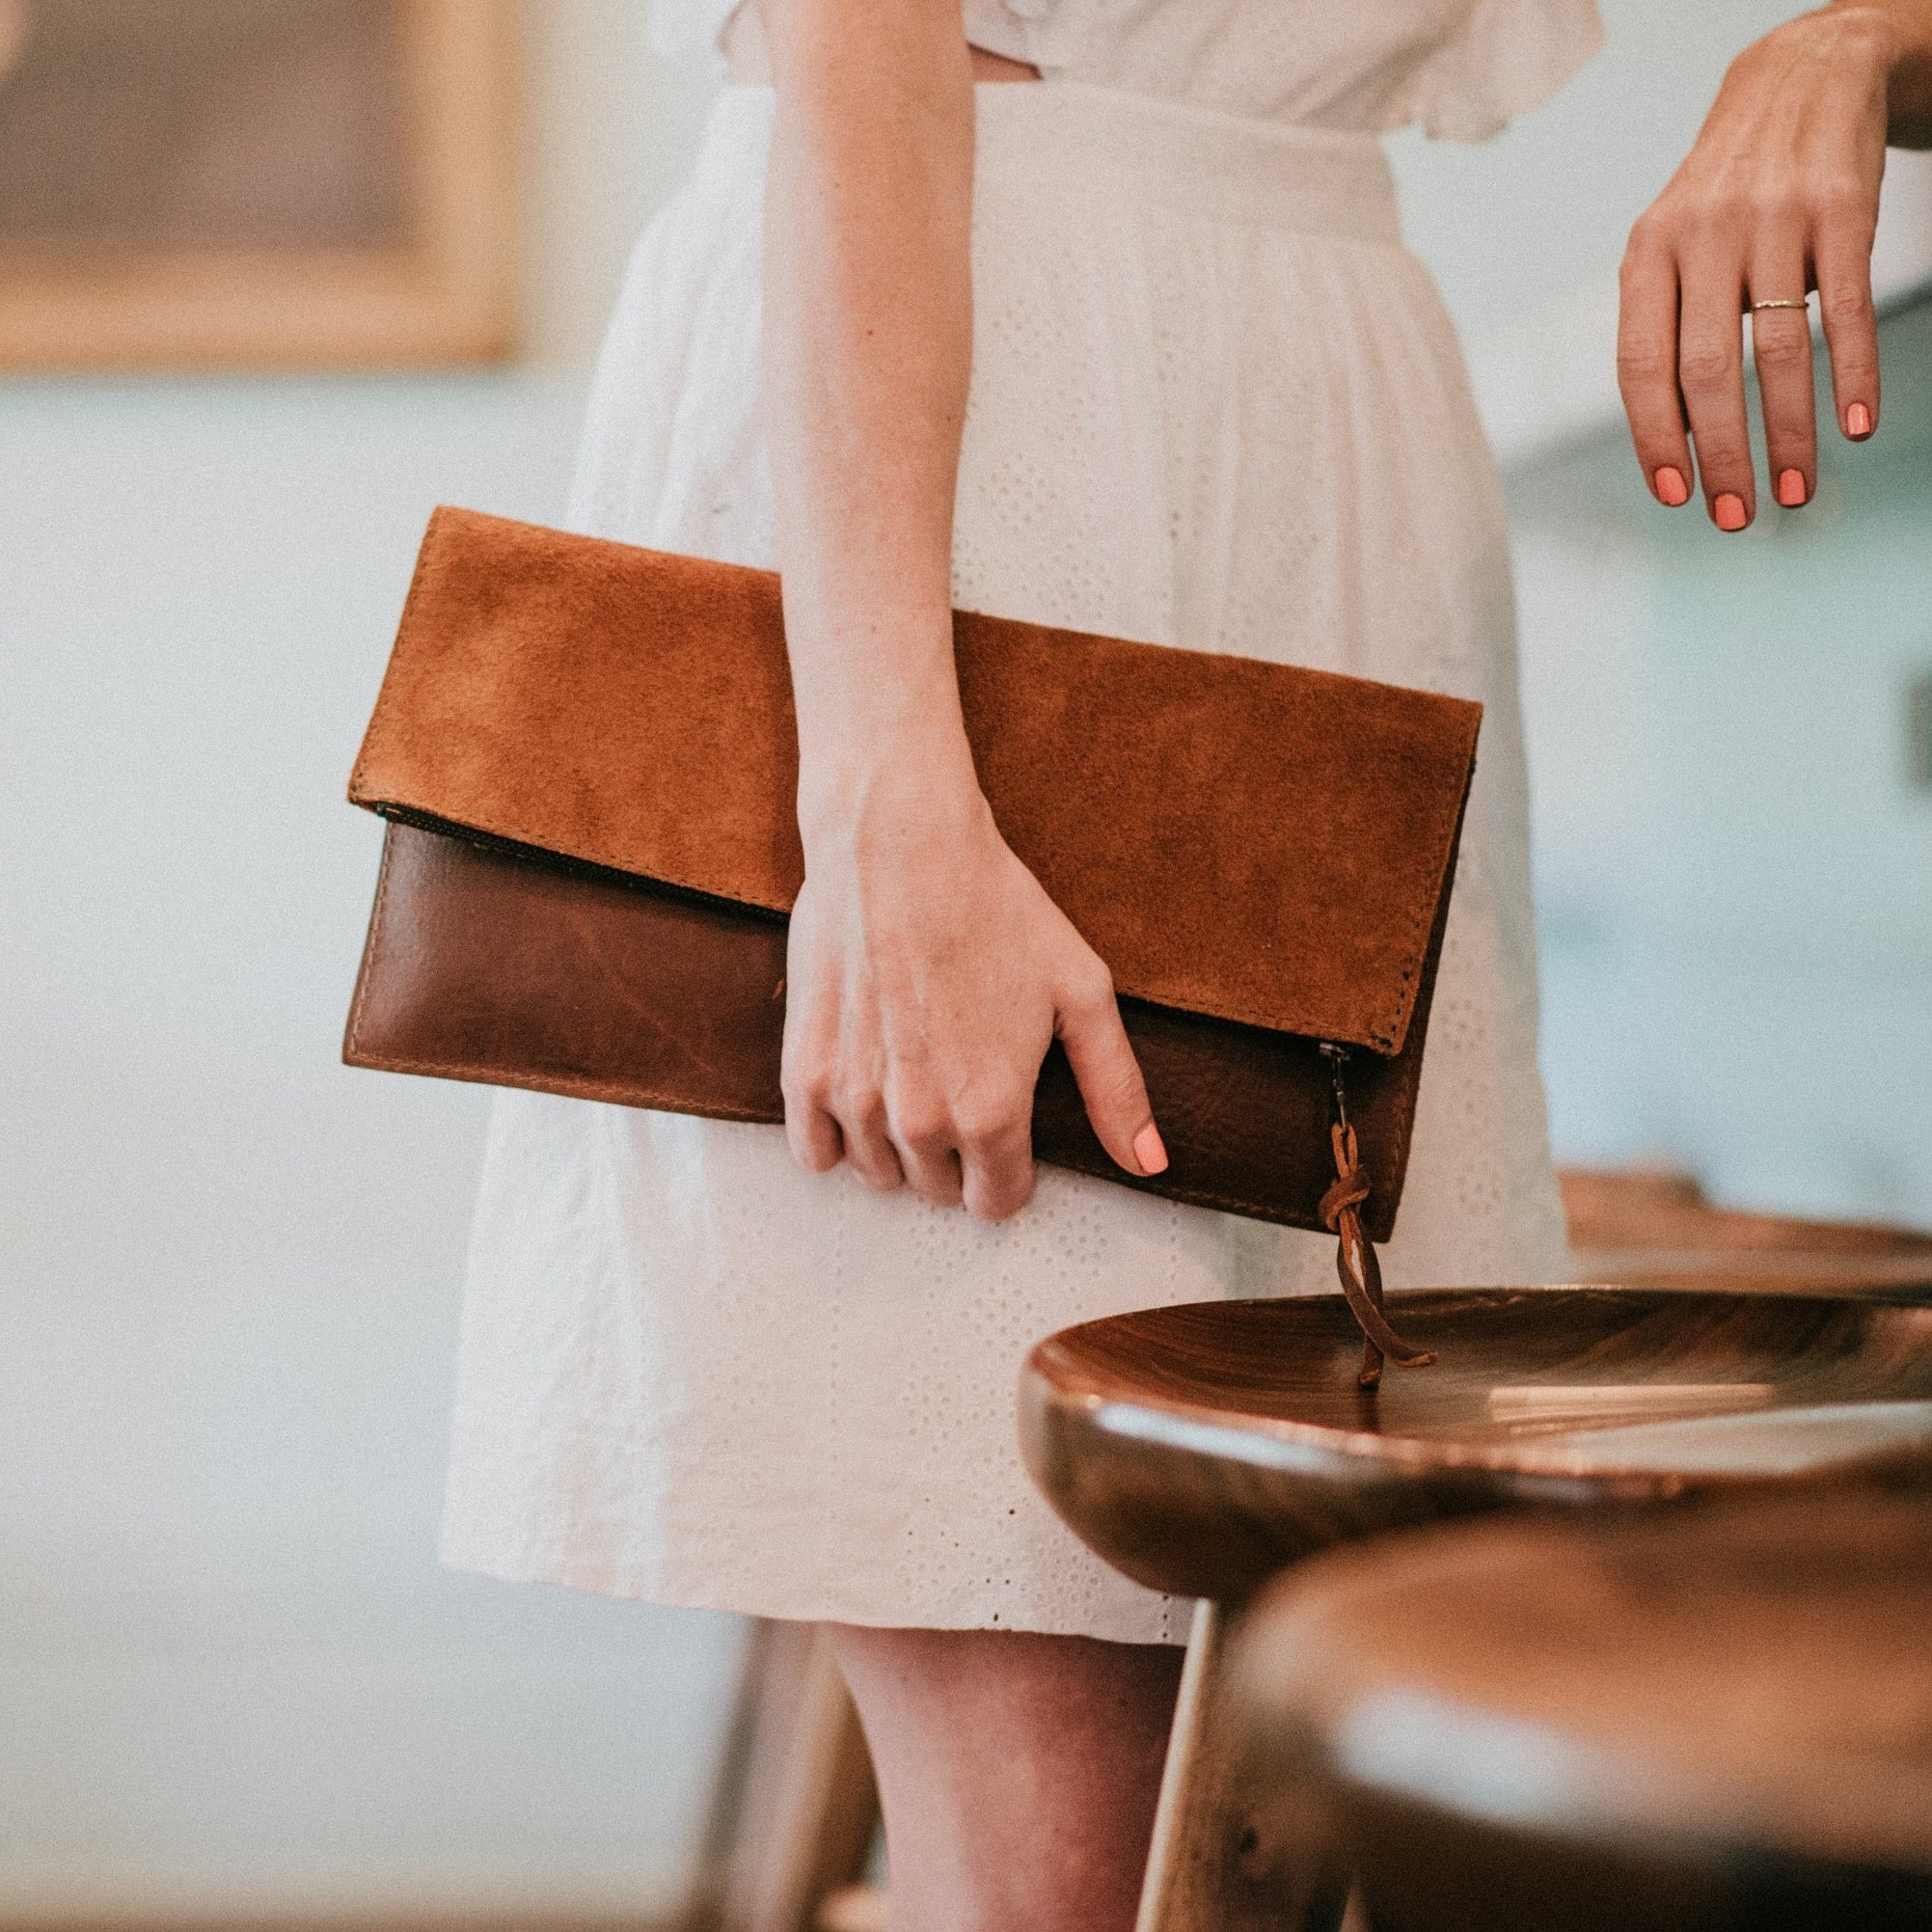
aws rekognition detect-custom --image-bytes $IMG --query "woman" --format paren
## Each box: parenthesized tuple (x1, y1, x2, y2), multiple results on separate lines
(442, 3, 1932, 1925)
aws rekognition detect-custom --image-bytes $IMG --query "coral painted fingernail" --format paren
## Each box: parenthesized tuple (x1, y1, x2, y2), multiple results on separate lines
(1846, 401, 1872, 438)
(1654, 466, 1690, 506)
(1777, 468, 1807, 507)
(1714, 493, 1748, 531)
(1132, 1123, 1168, 1176)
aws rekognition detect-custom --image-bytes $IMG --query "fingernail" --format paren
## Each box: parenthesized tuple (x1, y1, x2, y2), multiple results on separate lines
(1777, 468, 1807, 507)
(1654, 466, 1690, 506)
(1132, 1122, 1168, 1176)
(1846, 401, 1872, 438)
(1714, 493, 1748, 531)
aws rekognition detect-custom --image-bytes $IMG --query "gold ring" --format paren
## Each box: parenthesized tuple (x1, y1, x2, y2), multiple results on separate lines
(1750, 297, 1810, 312)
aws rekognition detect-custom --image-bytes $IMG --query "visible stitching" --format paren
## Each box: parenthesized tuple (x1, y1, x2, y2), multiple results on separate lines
(342, 822, 398, 1060)
(358, 796, 796, 915)
(349, 507, 1478, 1050)
(344, 820, 1399, 1229)
(1368, 711, 1481, 1053)
(1368, 769, 1474, 1235)
(351, 795, 1459, 1048)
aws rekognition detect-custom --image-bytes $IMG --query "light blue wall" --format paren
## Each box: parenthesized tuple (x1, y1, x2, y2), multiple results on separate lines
(1, 6, 746, 1917)
(1386, 0, 1932, 1224)
(1510, 300, 1932, 1219)
(1387, 0, 1806, 339)
(0, 374, 742, 1918)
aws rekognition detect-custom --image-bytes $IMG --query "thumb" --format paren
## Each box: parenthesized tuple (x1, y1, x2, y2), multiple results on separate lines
(1056, 969, 1166, 1179)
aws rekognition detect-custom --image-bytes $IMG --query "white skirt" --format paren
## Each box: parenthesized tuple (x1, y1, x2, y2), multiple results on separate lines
(440, 80, 1567, 1644)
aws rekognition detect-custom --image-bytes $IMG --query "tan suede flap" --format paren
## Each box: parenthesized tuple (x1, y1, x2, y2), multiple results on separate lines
(350, 507, 1481, 1054)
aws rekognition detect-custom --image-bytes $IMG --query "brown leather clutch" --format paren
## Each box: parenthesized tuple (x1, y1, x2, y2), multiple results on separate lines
(345, 507, 1482, 1382)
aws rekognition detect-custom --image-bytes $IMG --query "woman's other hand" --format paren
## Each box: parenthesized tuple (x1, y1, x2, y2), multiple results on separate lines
(783, 749, 1163, 1222)
(1618, 4, 1932, 528)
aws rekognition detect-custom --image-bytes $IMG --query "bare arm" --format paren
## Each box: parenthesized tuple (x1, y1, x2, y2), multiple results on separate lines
(761, 0, 1163, 1220)
(1618, 1, 1932, 530)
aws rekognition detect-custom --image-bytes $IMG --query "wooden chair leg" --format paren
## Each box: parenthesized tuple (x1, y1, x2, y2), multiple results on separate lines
(685, 1618, 882, 1932)
(1135, 1600, 1349, 1932)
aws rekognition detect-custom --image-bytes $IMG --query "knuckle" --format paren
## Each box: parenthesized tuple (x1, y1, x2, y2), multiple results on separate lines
(1820, 284, 1873, 331)
(780, 1065, 829, 1118)
(830, 1083, 884, 1132)
(1618, 243, 1655, 288)
(955, 1102, 1024, 1157)
(1696, 444, 1750, 480)
(1752, 330, 1811, 375)
(1623, 207, 1673, 258)
(1616, 343, 1674, 396)
(1677, 344, 1736, 392)
(1744, 184, 1803, 228)
(1065, 956, 1115, 1014)
(909, 1163, 963, 1209)
(1810, 178, 1873, 229)
(786, 1119, 835, 1173)
(889, 1100, 950, 1152)
(1684, 192, 1745, 241)
(966, 1162, 1035, 1225)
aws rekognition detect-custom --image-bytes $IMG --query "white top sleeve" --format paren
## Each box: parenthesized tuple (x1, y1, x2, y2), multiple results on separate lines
(1397, 0, 1604, 142)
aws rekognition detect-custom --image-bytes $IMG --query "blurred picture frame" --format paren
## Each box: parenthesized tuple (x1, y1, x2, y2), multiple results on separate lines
(0, 0, 518, 370)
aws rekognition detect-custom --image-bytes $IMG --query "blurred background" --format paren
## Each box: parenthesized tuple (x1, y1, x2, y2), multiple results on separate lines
(1, 1, 1927, 1926)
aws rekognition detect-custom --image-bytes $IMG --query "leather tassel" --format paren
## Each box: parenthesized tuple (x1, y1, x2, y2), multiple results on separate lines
(1320, 1118, 1435, 1388)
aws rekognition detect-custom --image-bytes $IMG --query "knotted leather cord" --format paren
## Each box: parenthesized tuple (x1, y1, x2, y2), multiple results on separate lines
(1319, 1089, 1435, 1390)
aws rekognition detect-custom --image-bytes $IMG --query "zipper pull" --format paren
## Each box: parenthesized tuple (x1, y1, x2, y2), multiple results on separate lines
(1318, 1044, 1435, 1389)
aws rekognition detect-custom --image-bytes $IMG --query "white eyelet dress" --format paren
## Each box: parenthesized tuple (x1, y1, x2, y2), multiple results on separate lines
(440, 0, 1603, 1643)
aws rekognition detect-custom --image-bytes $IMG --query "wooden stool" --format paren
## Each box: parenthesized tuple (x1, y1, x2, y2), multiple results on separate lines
(683, 1173, 1932, 1932)
(1020, 1286, 1932, 1931)
(1232, 1489, 1932, 1930)
(1558, 1166, 1932, 1294)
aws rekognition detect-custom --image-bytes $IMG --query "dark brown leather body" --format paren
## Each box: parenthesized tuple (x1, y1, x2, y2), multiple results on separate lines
(344, 508, 1482, 1243)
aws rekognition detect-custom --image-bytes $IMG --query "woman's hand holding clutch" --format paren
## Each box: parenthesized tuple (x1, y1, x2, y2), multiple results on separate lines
(784, 754, 1165, 1222)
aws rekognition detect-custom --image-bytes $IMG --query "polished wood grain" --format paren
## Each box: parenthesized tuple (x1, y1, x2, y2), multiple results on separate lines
(1559, 1168, 1932, 1295)
(1133, 1601, 1350, 1932)
(1020, 1288, 1932, 1601)
(1234, 1490, 1932, 1930)
(677, 1185, 1932, 1932)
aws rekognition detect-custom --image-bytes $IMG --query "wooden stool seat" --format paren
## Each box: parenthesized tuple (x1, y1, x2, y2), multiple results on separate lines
(1020, 1287, 1932, 1604)
(687, 1212, 1932, 1932)
(1559, 1168, 1932, 1296)
(1020, 1286, 1932, 1931)
(1233, 1490, 1932, 1930)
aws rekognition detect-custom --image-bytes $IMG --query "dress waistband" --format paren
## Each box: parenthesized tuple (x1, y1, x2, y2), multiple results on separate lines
(708, 79, 1401, 246)
(971, 82, 1401, 242)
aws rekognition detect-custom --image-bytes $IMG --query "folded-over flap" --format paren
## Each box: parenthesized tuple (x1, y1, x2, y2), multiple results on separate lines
(350, 507, 1482, 1054)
